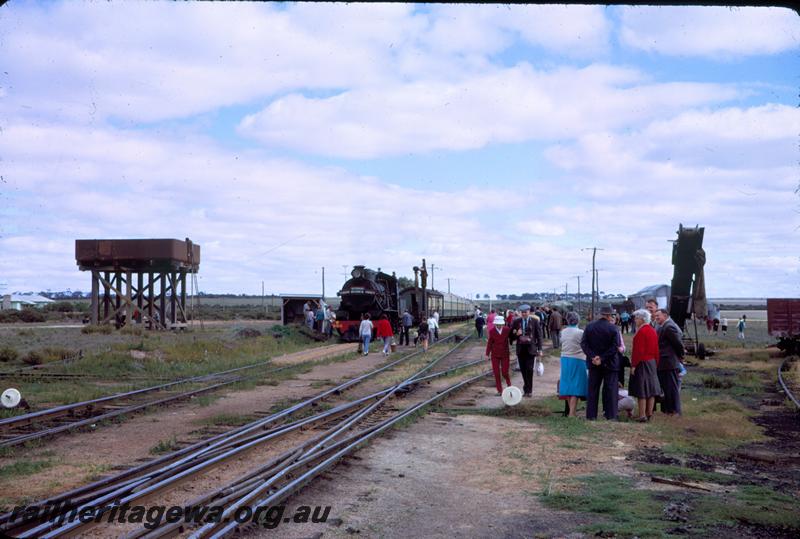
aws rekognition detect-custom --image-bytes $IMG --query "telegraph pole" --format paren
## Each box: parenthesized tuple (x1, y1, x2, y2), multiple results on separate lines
(581, 247, 604, 320)
(430, 264, 440, 291)
(595, 269, 600, 303)
(573, 275, 581, 316)
(321, 266, 325, 300)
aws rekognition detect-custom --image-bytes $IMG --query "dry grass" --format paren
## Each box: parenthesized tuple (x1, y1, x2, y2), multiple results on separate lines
(650, 396, 764, 455)
(701, 358, 775, 373)
(788, 358, 800, 387)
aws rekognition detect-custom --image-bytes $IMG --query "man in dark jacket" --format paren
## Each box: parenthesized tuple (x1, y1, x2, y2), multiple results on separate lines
(400, 309, 414, 346)
(654, 309, 685, 415)
(509, 304, 543, 398)
(548, 308, 563, 349)
(581, 305, 622, 420)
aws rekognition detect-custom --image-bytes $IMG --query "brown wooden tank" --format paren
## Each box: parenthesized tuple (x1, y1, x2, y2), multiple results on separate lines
(76, 239, 200, 271)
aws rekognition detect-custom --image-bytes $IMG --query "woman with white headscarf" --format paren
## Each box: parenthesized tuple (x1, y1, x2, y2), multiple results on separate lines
(629, 309, 662, 422)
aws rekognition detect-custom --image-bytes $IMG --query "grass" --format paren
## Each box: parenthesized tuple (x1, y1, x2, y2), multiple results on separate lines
(0, 324, 341, 408)
(542, 473, 676, 538)
(149, 436, 179, 454)
(634, 463, 739, 485)
(707, 485, 800, 529)
(0, 459, 56, 479)
(542, 472, 800, 538)
(82, 463, 112, 482)
(192, 394, 221, 407)
(648, 395, 765, 456)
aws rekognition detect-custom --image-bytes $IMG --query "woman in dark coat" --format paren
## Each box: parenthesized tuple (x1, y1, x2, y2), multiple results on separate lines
(629, 309, 662, 422)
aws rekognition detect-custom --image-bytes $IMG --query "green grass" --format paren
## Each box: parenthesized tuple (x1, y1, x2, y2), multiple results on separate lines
(635, 463, 739, 485)
(0, 459, 56, 479)
(192, 394, 221, 407)
(0, 324, 341, 408)
(693, 485, 800, 534)
(542, 473, 677, 538)
(542, 472, 800, 538)
(149, 436, 179, 454)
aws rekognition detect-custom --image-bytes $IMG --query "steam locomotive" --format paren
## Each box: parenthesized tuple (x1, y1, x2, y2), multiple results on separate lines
(334, 266, 399, 342)
(333, 261, 476, 342)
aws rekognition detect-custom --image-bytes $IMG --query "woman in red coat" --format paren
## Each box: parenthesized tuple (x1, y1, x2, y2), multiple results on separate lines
(375, 314, 394, 357)
(485, 316, 512, 395)
(629, 309, 662, 422)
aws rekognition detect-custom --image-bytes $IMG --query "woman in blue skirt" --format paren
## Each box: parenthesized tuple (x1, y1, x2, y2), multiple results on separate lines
(559, 311, 588, 417)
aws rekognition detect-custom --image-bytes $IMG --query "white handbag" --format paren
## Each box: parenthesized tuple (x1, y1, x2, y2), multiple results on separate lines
(534, 357, 544, 377)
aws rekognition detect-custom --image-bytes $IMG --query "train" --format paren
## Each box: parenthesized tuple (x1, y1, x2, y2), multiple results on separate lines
(768, 298, 800, 355)
(333, 260, 476, 342)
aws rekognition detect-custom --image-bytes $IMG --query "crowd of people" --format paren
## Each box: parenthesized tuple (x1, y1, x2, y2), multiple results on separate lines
(303, 301, 336, 338)
(357, 309, 442, 356)
(480, 298, 690, 422)
(301, 297, 756, 423)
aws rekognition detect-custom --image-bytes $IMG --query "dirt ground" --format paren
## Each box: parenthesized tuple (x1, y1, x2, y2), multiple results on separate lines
(237, 348, 645, 539)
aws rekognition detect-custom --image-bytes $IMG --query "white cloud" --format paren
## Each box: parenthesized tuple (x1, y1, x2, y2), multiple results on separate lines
(619, 6, 800, 57)
(0, 121, 529, 295)
(517, 220, 566, 237)
(0, 3, 613, 127)
(545, 104, 800, 175)
(538, 103, 800, 296)
(0, 2, 797, 298)
(2, 114, 797, 297)
(424, 4, 611, 57)
(238, 64, 740, 158)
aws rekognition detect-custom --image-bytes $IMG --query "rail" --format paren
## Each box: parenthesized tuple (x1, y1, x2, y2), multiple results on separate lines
(0, 329, 465, 447)
(778, 356, 799, 410)
(0, 334, 480, 537)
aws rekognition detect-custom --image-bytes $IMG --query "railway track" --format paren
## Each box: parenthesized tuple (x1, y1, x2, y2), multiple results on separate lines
(0, 367, 172, 383)
(778, 356, 799, 410)
(0, 335, 484, 538)
(0, 326, 470, 449)
(0, 355, 318, 448)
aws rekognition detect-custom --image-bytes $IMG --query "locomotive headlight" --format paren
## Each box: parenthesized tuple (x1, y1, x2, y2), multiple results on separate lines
(351, 268, 363, 279)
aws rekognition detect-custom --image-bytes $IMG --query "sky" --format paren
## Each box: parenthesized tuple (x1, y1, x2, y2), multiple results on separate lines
(0, 2, 798, 300)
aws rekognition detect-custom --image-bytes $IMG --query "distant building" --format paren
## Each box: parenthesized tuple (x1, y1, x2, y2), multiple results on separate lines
(1, 293, 55, 311)
(628, 284, 670, 310)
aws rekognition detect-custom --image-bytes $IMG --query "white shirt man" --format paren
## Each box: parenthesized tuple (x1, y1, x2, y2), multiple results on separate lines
(427, 315, 439, 342)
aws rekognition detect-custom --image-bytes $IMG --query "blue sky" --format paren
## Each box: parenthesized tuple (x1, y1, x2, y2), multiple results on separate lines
(0, 3, 798, 299)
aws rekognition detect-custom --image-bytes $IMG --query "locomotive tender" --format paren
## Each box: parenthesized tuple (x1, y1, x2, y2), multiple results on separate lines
(334, 260, 475, 342)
